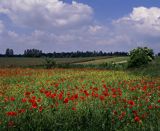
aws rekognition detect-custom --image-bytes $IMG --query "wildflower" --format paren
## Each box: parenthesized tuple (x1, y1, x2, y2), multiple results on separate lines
(24, 92, 31, 96)
(54, 83, 59, 88)
(64, 98, 69, 103)
(113, 110, 118, 115)
(134, 116, 140, 122)
(39, 106, 43, 112)
(21, 98, 27, 103)
(128, 100, 135, 106)
(6, 111, 17, 116)
(32, 96, 36, 99)
(10, 97, 15, 101)
(45, 91, 51, 98)
(132, 110, 137, 116)
(51, 93, 56, 99)
(32, 103, 38, 109)
(119, 112, 126, 120)
(148, 105, 153, 109)
(142, 85, 147, 91)
(84, 90, 89, 97)
(72, 107, 76, 111)
(18, 109, 26, 114)
(29, 99, 36, 104)
(74, 94, 78, 99)
(40, 88, 45, 93)
(99, 95, 105, 101)
(112, 94, 117, 98)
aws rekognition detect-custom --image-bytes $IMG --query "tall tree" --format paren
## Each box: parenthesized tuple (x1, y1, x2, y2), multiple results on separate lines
(5, 48, 14, 57)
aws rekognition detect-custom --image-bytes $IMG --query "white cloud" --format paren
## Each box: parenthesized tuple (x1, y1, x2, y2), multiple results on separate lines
(89, 25, 103, 34)
(0, 0, 93, 30)
(115, 7, 160, 36)
(0, 3, 160, 53)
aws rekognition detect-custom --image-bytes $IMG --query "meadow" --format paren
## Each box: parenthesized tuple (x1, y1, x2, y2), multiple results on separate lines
(0, 67, 160, 130)
(0, 56, 113, 68)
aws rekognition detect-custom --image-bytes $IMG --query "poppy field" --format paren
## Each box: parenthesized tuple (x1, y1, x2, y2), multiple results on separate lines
(0, 68, 160, 130)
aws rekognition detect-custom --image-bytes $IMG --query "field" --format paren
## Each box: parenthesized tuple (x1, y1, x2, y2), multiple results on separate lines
(0, 68, 160, 130)
(0, 56, 114, 68)
(75, 57, 129, 65)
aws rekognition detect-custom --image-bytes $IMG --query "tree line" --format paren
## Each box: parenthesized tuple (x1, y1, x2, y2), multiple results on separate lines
(0, 48, 160, 58)
(0, 48, 129, 57)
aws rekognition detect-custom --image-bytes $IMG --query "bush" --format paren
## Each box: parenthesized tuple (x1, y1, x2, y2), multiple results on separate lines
(43, 57, 56, 69)
(128, 47, 154, 68)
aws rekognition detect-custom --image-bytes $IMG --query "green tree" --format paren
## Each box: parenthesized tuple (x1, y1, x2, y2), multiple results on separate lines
(5, 48, 14, 57)
(128, 47, 154, 68)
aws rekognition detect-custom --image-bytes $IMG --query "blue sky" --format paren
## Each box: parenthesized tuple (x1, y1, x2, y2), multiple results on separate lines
(0, 0, 160, 54)
(65, 0, 160, 20)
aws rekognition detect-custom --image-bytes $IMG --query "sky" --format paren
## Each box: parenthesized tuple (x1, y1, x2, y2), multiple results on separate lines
(0, 0, 160, 54)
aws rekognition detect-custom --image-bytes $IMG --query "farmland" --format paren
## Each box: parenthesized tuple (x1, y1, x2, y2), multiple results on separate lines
(75, 56, 129, 65)
(0, 68, 160, 130)
(0, 56, 114, 68)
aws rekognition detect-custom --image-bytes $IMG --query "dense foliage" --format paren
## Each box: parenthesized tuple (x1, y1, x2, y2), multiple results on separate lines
(0, 48, 128, 58)
(43, 58, 56, 69)
(24, 49, 42, 57)
(5, 48, 14, 57)
(128, 47, 154, 68)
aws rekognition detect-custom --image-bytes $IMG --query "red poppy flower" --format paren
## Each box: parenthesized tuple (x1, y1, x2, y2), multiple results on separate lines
(148, 105, 153, 109)
(21, 98, 27, 103)
(64, 98, 69, 103)
(39, 106, 43, 112)
(18, 109, 26, 114)
(54, 83, 59, 88)
(6, 111, 17, 116)
(32, 103, 38, 109)
(134, 116, 140, 122)
(72, 107, 76, 111)
(128, 100, 135, 106)
(99, 95, 105, 101)
(24, 92, 31, 96)
(10, 97, 15, 101)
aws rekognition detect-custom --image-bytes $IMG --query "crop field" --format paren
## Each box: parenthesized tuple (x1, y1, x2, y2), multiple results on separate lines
(0, 68, 160, 130)
(76, 57, 129, 65)
(0, 56, 112, 68)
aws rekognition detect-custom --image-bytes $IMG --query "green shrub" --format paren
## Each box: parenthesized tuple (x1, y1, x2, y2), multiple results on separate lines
(128, 47, 154, 68)
(43, 57, 56, 69)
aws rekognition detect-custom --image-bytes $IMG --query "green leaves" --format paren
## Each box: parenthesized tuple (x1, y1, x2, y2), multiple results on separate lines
(128, 47, 154, 68)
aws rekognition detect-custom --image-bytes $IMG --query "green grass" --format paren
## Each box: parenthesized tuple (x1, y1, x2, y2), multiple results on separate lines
(0, 56, 110, 68)
(75, 57, 129, 65)
(128, 56, 160, 77)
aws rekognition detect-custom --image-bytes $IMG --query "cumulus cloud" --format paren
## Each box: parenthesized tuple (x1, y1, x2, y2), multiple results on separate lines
(0, 0, 93, 30)
(115, 7, 160, 36)
(0, 1, 160, 54)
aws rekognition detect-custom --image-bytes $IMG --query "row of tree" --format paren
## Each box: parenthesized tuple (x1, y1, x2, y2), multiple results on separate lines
(1, 48, 160, 58)
(1, 48, 129, 57)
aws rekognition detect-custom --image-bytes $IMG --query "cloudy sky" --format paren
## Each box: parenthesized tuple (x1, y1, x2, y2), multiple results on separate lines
(0, 0, 160, 54)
